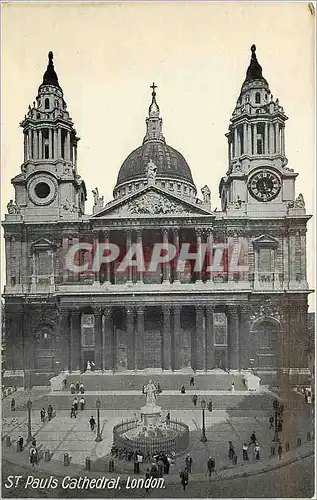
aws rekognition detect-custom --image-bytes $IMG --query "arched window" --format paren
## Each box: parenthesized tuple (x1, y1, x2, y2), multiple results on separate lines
(255, 92, 261, 104)
(45, 98, 50, 109)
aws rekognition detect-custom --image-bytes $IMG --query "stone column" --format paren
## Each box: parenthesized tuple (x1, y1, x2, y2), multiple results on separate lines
(269, 123, 274, 153)
(300, 228, 307, 282)
(24, 133, 28, 161)
(248, 123, 252, 153)
(103, 230, 111, 284)
(38, 130, 42, 159)
(28, 129, 32, 158)
(195, 228, 203, 283)
(173, 306, 181, 370)
(162, 306, 172, 370)
(94, 308, 103, 370)
(136, 230, 144, 283)
(205, 306, 214, 369)
(103, 307, 113, 370)
(162, 229, 170, 283)
(70, 311, 81, 372)
(135, 306, 145, 369)
(289, 229, 297, 283)
(243, 123, 248, 154)
(275, 122, 280, 153)
(195, 305, 205, 371)
(173, 228, 180, 283)
(58, 128, 62, 158)
(54, 129, 58, 159)
(126, 230, 132, 283)
(66, 131, 71, 161)
(126, 307, 134, 370)
(48, 129, 53, 159)
(227, 306, 239, 370)
(252, 123, 257, 155)
(93, 232, 100, 285)
(281, 126, 285, 155)
(4, 235, 11, 286)
(206, 229, 213, 282)
(234, 127, 238, 157)
(74, 143, 78, 172)
(265, 122, 269, 154)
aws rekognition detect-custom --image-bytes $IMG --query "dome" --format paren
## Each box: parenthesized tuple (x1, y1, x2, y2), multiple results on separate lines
(116, 141, 195, 187)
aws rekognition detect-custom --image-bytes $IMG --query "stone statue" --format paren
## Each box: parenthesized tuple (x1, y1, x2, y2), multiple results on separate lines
(146, 159, 157, 184)
(201, 185, 211, 204)
(7, 200, 20, 214)
(92, 187, 104, 206)
(144, 379, 157, 406)
(86, 361, 92, 371)
(295, 193, 305, 209)
(62, 198, 77, 213)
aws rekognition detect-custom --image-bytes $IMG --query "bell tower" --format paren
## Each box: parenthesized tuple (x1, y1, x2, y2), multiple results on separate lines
(219, 45, 298, 216)
(11, 51, 86, 221)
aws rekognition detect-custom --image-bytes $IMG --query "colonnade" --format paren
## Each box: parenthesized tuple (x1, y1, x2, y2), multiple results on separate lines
(229, 121, 285, 160)
(23, 127, 77, 167)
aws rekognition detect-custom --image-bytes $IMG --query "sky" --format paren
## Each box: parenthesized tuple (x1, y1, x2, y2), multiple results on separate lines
(1, 2, 315, 309)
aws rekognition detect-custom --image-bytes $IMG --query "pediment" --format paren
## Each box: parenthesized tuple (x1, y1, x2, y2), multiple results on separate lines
(252, 234, 278, 247)
(31, 237, 56, 251)
(91, 185, 211, 218)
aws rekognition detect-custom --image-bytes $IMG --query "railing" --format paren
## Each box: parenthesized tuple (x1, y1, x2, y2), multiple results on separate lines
(113, 419, 189, 455)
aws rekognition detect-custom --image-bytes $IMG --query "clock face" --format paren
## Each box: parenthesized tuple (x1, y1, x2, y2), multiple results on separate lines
(248, 170, 281, 202)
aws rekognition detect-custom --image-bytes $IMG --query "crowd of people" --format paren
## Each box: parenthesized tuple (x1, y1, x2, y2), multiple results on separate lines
(70, 381, 85, 394)
(110, 444, 174, 472)
(70, 396, 85, 418)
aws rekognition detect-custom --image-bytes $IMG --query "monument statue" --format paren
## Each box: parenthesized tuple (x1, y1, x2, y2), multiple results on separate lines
(146, 159, 157, 184)
(92, 187, 104, 206)
(7, 200, 20, 214)
(144, 379, 157, 405)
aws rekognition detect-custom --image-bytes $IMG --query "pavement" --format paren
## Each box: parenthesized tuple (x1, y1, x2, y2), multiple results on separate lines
(2, 386, 314, 486)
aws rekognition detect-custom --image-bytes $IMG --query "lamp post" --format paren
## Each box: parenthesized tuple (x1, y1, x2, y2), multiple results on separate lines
(272, 399, 283, 442)
(200, 399, 207, 442)
(26, 399, 33, 443)
(95, 398, 102, 442)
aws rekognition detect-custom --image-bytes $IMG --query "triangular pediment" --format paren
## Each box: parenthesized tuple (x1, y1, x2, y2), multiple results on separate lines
(31, 237, 56, 251)
(252, 234, 278, 247)
(91, 185, 211, 218)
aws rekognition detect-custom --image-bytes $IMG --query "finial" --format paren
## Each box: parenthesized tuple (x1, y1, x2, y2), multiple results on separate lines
(150, 82, 157, 97)
(251, 44, 256, 57)
(48, 51, 53, 63)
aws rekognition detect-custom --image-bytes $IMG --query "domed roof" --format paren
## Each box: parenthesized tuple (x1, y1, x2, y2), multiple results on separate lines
(116, 141, 194, 186)
(114, 84, 196, 192)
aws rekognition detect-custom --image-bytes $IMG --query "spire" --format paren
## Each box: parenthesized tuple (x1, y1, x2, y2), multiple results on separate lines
(40, 51, 61, 89)
(244, 44, 267, 84)
(143, 82, 165, 143)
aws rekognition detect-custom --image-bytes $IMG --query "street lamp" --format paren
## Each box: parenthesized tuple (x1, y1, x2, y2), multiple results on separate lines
(200, 399, 207, 442)
(95, 398, 102, 442)
(272, 399, 284, 442)
(26, 399, 33, 443)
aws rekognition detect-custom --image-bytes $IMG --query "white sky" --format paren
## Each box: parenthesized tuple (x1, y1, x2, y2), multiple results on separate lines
(1, 2, 315, 309)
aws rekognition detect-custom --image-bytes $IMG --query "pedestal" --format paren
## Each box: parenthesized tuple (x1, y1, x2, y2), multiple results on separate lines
(140, 404, 162, 426)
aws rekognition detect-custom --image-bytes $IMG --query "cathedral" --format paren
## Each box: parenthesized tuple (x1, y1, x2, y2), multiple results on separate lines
(2, 46, 312, 381)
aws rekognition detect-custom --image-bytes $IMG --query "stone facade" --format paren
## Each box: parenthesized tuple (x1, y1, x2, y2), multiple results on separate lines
(2, 48, 312, 377)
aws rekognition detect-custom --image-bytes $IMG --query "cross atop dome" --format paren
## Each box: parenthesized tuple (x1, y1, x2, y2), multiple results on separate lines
(144, 82, 165, 143)
(149, 82, 160, 118)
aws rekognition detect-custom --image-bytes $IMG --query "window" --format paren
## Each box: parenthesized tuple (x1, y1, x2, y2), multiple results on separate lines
(169, 183, 174, 190)
(81, 314, 95, 347)
(177, 184, 181, 191)
(184, 186, 187, 193)
(257, 139, 263, 154)
(259, 248, 274, 273)
(213, 313, 228, 346)
(245, 94, 250, 102)
(161, 182, 165, 188)
(45, 98, 50, 109)
(44, 144, 49, 159)
(136, 184, 139, 190)
(255, 92, 261, 104)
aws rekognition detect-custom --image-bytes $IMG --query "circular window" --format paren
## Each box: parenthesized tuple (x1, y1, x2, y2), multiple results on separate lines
(35, 182, 51, 199)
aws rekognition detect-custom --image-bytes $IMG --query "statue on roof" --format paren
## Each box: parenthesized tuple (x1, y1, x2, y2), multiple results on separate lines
(201, 185, 211, 204)
(146, 159, 157, 184)
(92, 187, 104, 207)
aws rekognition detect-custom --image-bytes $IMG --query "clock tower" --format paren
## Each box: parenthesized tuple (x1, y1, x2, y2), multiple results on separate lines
(219, 45, 298, 216)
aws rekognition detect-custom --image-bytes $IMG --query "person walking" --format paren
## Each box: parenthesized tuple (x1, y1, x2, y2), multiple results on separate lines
(242, 443, 249, 461)
(185, 454, 193, 473)
(192, 394, 198, 407)
(11, 398, 16, 411)
(75, 381, 80, 393)
(29, 446, 38, 467)
(18, 436, 24, 452)
(208, 400, 213, 412)
(70, 382, 75, 394)
(189, 376, 195, 387)
(70, 404, 77, 418)
(179, 468, 189, 491)
(207, 457, 215, 476)
(47, 404, 53, 421)
(277, 443, 283, 460)
(228, 441, 235, 460)
(79, 382, 85, 394)
(79, 396, 85, 411)
(181, 385, 186, 394)
(250, 432, 257, 445)
(73, 397, 78, 412)
(231, 381, 235, 392)
(89, 415, 96, 432)
(166, 411, 170, 425)
(269, 415, 274, 429)
(40, 408, 46, 423)
(254, 443, 260, 460)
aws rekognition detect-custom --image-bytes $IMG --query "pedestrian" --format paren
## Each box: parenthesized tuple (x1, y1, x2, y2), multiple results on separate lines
(189, 376, 195, 387)
(179, 468, 189, 490)
(185, 454, 192, 473)
(150, 464, 158, 478)
(157, 383, 162, 394)
(18, 436, 24, 452)
(277, 443, 283, 460)
(47, 404, 53, 421)
(145, 468, 151, 492)
(208, 400, 213, 412)
(228, 441, 235, 460)
(79, 396, 85, 411)
(231, 381, 235, 392)
(89, 415, 96, 431)
(232, 452, 238, 465)
(11, 398, 16, 411)
(29, 446, 38, 466)
(181, 384, 186, 394)
(70, 404, 77, 418)
(207, 457, 215, 476)
(192, 394, 198, 407)
(254, 443, 260, 460)
(304, 390, 308, 403)
(75, 381, 80, 393)
(79, 383, 85, 394)
(31, 437, 37, 447)
(242, 443, 249, 461)
(166, 411, 170, 425)
(73, 397, 78, 412)
(40, 408, 46, 423)
(142, 385, 145, 394)
(307, 394, 312, 404)
(269, 415, 274, 429)
(250, 431, 257, 445)
(70, 383, 75, 394)
(157, 458, 164, 477)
